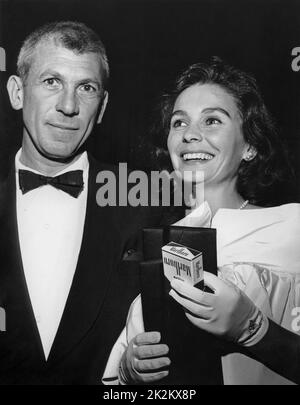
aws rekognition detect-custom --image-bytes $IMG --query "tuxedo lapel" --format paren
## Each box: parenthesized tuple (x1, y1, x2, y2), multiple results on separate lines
(0, 169, 46, 364)
(47, 158, 123, 363)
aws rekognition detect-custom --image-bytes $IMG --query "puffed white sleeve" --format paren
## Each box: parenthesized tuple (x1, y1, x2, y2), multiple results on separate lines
(101, 294, 145, 385)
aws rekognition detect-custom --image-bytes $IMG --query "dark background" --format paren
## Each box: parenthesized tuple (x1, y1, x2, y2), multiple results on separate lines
(0, 0, 300, 194)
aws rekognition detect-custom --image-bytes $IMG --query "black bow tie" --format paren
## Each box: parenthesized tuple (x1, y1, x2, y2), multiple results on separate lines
(19, 169, 84, 198)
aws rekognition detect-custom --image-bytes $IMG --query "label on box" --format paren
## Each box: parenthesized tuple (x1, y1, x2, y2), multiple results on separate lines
(162, 241, 203, 286)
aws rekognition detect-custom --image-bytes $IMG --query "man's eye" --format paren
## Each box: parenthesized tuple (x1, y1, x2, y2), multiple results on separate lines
(43, 78, 60, 87)
(79, 84, 97, 93)
(205, 117, 222, 125)
(171, 119, 187, 128)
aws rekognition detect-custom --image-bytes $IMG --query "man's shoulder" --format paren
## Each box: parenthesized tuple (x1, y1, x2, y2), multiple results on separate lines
(0, 169, 14, 214)
(87, 154, 185, 226)
(87, 154, 119, 177)
(0, 181, 6, 210)
(87, 154, 164, 230)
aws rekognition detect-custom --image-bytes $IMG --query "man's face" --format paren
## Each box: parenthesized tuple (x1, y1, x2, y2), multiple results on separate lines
(20, 41, 105, 161)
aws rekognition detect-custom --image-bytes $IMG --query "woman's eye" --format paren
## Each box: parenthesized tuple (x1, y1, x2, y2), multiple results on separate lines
(171, 119, 187, 128)
(205, 117, 222, 125)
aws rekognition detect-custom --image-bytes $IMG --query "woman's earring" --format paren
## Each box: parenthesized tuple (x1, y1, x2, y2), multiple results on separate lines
(244, 149, 256, 162)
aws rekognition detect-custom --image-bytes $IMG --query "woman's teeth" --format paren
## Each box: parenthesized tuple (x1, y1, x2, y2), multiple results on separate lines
(182, 153, 214, 161)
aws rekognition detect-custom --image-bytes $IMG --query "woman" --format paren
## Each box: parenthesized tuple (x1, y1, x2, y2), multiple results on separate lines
(102, 57, 300, 385)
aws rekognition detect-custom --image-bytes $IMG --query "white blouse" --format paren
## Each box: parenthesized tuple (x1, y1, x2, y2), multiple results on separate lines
(103, 203, 300, 385)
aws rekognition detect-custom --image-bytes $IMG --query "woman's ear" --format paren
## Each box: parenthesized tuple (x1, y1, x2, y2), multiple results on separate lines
(97, 91, 108, 124)
(242, 145, 257, 162)
(7, 75, 24, 110)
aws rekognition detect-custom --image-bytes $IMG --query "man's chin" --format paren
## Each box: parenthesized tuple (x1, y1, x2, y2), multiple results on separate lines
(39, 147, 80, 163)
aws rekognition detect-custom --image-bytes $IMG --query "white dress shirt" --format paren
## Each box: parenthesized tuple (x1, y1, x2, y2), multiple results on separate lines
(15, 149, 89, 360)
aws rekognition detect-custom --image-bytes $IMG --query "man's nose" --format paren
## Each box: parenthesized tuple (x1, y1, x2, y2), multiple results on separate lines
(183, 125, 203, 143)
(56, 88, 79, 116)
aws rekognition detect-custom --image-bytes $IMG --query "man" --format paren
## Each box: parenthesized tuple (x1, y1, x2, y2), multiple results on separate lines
(0, 21, 160, 384)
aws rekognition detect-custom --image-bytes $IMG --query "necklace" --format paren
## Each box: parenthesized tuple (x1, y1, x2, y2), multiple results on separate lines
(239, 200, 249, 210)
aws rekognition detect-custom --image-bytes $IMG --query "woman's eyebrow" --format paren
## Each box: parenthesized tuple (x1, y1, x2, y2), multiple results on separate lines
(202, 107, 231, 118)
(171, 110, 188, 118)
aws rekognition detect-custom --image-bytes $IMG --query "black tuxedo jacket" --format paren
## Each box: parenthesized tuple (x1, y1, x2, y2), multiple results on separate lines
(0, 154, 162, 385)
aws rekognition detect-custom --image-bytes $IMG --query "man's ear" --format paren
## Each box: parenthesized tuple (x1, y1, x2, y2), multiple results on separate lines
(242, 145, 257, 162)
(7, 75, 24, 110)
(97, 91, 108, 124)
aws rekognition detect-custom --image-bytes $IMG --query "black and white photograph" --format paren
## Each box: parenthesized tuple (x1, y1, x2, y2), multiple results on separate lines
(0, 0, 300, 388)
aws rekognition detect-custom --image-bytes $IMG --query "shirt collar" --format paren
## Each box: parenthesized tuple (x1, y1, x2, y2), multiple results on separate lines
(15, 148, 89, 179)
(173, 200, 213, 228)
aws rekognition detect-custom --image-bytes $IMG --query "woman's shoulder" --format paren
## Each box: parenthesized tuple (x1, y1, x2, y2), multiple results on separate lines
(269, 202, 300, 215)
(246, 203, 300, 222)
(218, 202, 300, 218)
(214, 203, 300, 272)
(250, 202, 300, 211)
(213, 203, 300, 236)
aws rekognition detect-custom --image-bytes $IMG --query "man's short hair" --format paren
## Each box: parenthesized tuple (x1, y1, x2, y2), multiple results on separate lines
(17, 21, 109, 91)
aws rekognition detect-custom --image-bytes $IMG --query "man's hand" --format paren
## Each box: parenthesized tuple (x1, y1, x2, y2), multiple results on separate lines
(119, 331, 170, 384)
(169, 272, 267, 345)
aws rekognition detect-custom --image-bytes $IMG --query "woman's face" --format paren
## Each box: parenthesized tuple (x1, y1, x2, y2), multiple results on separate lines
(167, 83, 249, 185)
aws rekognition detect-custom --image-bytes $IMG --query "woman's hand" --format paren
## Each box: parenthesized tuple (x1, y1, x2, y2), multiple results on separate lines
(169, 272, 267, 345)
(119, 331, 170, 384)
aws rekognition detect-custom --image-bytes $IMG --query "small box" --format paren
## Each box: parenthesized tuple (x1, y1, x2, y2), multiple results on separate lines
(162, 241, 203, 286)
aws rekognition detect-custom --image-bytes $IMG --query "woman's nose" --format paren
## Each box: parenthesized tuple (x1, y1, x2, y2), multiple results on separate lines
(183, 126, 203, 143)
(56, 88, 79, 116)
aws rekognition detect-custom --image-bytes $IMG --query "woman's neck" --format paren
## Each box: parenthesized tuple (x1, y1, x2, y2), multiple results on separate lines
(190, 179, 246, 216)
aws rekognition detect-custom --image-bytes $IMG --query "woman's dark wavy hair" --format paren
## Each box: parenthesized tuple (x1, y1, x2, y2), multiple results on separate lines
(152, 57, 297, 206)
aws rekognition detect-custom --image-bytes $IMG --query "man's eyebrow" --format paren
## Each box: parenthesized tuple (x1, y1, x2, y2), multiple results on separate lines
(39, 70, 63, 80)
(202, 107, 231, 118)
